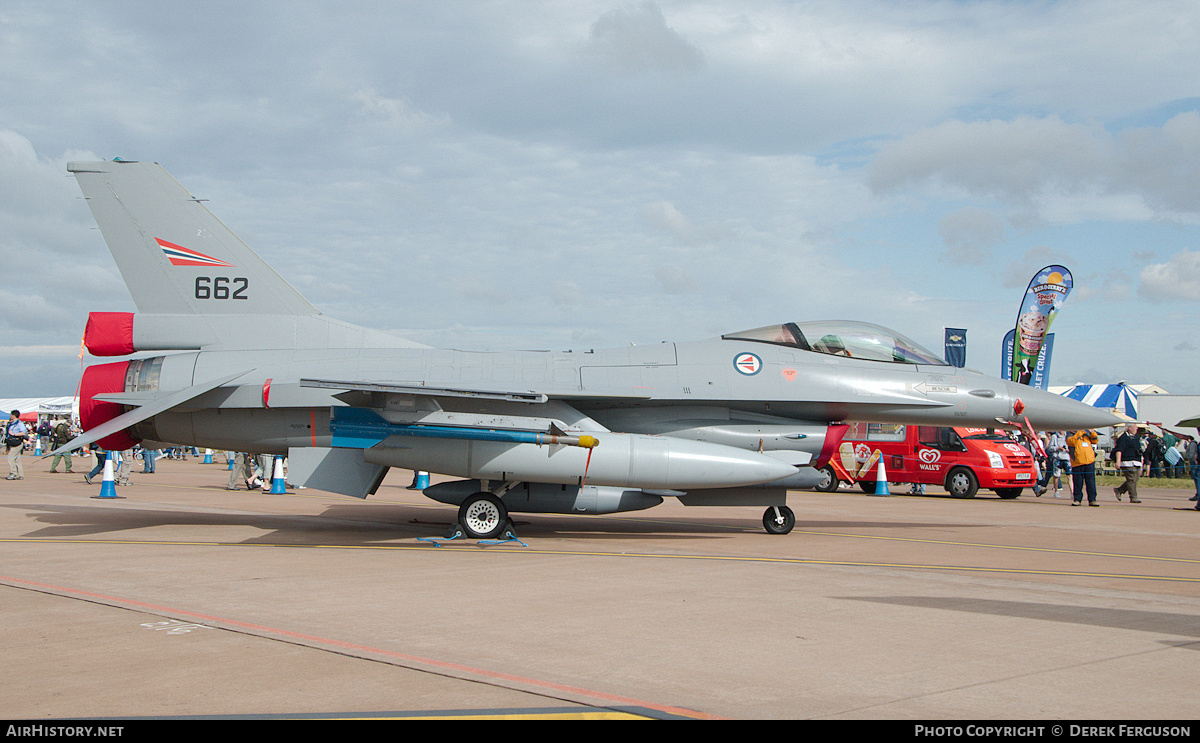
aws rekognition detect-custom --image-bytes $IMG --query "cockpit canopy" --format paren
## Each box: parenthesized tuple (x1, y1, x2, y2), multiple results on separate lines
(722, 321, 947, 366)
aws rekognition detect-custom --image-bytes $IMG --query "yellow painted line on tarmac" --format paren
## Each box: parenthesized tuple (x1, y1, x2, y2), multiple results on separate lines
(379, 710, 650, 720)
(594, 516, 1200, 566)
(3, 537, 1198, 583)
(790, 529, 1200, 564)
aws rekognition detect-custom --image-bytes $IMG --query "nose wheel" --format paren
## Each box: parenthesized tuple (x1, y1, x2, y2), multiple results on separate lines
(457, 492, 509, 539)
(762, 505, 795, 535)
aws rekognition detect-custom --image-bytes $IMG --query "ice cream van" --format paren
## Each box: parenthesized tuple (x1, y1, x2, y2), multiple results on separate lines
(820, 423, 1038, 499)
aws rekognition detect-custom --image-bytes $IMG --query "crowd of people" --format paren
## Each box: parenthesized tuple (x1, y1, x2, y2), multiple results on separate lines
(1039, 425, 1200, 509)
(2, 410, 286, 491)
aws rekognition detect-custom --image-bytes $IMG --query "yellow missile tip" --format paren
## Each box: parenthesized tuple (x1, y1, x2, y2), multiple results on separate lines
(578, 435, 599, 448)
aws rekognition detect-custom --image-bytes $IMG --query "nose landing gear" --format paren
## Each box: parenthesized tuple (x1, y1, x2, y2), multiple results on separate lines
(762, 505, 795, 535)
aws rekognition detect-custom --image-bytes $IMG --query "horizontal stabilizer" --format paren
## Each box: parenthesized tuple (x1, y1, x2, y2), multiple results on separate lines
(47, 370, 252, 457)
(90, 391, 163, 407)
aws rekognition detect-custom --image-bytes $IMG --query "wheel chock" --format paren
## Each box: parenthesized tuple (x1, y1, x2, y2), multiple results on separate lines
(480, 528, 526, 547)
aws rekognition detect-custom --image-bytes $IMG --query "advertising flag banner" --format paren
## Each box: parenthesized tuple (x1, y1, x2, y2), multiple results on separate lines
(1001, 329, 1015, 380)
(1032, 333, 1054, 390)
(1003, 330, 1055, 388)
(944, 328, 967, 368)
(1010, 265, 1072, 385)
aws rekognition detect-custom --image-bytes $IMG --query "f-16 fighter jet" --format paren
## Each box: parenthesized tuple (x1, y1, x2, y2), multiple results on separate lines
(56, 161, 1117, 536)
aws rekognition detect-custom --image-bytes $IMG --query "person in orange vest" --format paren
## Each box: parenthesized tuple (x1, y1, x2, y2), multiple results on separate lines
(1067, 429, 1100, 506)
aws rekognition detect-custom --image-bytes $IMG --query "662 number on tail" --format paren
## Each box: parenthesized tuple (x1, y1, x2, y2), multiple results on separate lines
(195, 277, 248, 300)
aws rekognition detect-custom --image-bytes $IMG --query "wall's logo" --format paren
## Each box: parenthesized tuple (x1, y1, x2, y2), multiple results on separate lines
(734, 352, 762, 375)
(156, 237, 236, 267)
(918, 449, 941, 464)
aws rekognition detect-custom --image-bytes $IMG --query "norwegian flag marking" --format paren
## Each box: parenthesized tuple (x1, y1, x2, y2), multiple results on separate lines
(734, 352, 762, 375)
(156, 237, 235, 267)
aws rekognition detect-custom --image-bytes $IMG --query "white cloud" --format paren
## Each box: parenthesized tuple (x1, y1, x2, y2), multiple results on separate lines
(869, 113, 1200, 224)
(1139, 250, 1200, 301)
(641, 200, 695, 240)
(938, 207, 1004, 265)
(587, 2, 704, 75)
(0, 131, 123, 343)
(350, 88, 450, 131)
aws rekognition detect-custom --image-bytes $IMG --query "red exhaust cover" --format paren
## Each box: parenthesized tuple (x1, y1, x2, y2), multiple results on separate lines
(84, 312, 135, 356)
(815, 423, 850, 468)
(79, 361, 140, 451)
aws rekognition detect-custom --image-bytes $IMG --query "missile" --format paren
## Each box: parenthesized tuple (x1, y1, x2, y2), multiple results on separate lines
(359, 431, 798, 490)
(335, 417, 599, 449)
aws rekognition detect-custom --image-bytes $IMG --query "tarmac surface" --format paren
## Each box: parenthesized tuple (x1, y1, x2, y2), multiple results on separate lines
(2, 455, 1198, 720)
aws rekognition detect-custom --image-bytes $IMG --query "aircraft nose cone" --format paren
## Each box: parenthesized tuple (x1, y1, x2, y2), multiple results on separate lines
(1004, 383, 1122, 430)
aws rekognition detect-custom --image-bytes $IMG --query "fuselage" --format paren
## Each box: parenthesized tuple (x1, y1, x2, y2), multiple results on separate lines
(111, 332, 1113, 458)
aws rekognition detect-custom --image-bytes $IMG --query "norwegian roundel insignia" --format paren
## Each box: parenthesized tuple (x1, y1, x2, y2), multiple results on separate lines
(734, 352, 762, 376)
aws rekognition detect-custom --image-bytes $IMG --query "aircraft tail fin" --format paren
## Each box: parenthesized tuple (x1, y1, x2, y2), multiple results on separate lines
(68, 160, 318, 316)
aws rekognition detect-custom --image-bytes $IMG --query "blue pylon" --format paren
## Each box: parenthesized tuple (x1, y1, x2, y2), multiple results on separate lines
(874, 459, 891, 496)
(269, 456, 287, 494)
(93, 452, 122, 499)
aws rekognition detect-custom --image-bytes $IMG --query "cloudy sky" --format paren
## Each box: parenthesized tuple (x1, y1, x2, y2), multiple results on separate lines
(2, 1, 1199, 397)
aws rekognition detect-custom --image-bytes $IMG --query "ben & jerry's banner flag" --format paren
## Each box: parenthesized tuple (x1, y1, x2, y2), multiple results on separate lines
(1010, 265, 1072, 385)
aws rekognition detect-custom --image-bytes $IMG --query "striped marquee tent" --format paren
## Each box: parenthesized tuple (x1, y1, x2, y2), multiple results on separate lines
(1059, 384, 1138, 420)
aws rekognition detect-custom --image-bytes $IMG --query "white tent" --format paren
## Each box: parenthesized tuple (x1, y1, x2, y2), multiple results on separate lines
(0, 397, 78, 420)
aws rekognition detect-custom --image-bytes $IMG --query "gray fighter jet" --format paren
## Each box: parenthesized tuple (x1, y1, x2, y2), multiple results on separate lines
(56, 161, 1117, 536)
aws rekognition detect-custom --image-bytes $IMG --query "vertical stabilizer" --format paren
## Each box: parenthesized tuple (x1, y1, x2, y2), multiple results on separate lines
(68, 160, 318, 316)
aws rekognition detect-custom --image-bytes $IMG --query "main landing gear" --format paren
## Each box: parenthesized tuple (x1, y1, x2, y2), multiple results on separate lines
(456, 492, 510, 539)
(762, 505, 795, 535)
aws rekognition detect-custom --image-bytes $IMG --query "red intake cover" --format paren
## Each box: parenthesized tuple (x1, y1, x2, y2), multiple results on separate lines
(79, 361, 140, 451)
(815, 423, 850, 468)
(84, 312, 135, 356)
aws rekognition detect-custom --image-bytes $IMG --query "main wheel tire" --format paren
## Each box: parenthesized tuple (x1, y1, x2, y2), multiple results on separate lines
(946, 467, 979, 499)
(457, 493, 508, 539)
(813, 464, 839, 492)
(763, 505, 796, 535)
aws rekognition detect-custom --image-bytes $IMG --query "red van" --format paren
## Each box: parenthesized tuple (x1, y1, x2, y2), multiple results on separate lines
(818, 423, 1038, 499)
